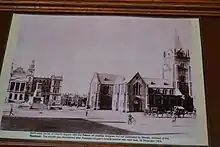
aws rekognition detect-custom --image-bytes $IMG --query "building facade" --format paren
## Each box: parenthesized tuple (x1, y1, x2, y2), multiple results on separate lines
(87, 32, 194, 112)
(7, 60, 63, 106)
(7, 66, 27, 103)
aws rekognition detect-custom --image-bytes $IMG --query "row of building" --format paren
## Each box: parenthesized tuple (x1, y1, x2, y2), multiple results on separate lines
(87, 34, 194, 112)
(61, 93, 87, 107)
(6, 60, 63, 106)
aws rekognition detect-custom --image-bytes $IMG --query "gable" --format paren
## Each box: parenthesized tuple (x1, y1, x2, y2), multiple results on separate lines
(128, 72, 146, 86)
(12, 67, 26, 77)
(96, 73, 122, 84)
(90, 72, 100, 85)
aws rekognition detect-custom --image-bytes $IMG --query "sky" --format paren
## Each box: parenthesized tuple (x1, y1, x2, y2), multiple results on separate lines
(12, 14, 192, 94)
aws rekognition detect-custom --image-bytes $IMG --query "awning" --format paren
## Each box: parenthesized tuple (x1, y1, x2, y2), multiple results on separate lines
(174, 88, 183, 96)
(135, 96, 141, 99)
(174, 106, 185, 110)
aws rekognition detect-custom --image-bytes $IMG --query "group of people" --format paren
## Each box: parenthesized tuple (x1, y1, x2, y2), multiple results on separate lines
(128, 112, 177, 125)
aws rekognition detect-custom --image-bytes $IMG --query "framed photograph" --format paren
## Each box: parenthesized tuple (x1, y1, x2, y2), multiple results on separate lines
(0, 0, 219, 147)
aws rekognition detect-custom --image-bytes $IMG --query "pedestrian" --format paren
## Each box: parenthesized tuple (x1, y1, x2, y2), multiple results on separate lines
(86, 110, 88, 117)
(9, 104, 14, 116)
(172, 111, 176, 123)
(128, 113, 133, 125)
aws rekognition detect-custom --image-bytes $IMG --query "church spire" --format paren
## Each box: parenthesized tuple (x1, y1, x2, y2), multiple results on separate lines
(174, 28, 183, 52)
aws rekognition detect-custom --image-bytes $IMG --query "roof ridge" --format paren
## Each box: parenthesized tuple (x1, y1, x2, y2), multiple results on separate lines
(96, 72, 123, 77)
(142, 77, 169, 80)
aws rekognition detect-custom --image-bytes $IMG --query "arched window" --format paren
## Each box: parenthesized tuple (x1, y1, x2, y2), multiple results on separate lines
(133, 82, 141, 96)
(180, 75, 186, 82)
(19, 94, 23, 100)
(14, 94, 18, 100)
(163, 89, 167, 95)
(10, 82, 15, 91)
(9, 93, 12, 99)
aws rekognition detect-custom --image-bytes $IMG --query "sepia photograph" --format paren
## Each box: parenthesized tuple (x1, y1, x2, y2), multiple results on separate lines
(0, 14, 207, 145)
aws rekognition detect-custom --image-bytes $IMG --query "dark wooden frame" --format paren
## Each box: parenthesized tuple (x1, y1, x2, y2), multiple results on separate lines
(0, 0, 220, 147)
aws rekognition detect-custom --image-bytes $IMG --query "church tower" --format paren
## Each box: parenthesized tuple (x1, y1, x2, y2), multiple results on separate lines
(25, 60, 35, 100)
(163, 29, 193, 111)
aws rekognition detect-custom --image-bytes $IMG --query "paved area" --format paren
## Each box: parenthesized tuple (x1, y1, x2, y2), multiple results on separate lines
(1, 105, 197, 138)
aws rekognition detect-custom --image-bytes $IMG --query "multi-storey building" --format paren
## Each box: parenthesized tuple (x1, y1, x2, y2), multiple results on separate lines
(7, 65, 27, 102)
(6, 60, 63, 106)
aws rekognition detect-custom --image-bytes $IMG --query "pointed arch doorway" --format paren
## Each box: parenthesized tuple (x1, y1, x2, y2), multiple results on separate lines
(134, 97, 142, 112)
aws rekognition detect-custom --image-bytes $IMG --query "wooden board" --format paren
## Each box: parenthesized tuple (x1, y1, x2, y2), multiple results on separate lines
(0, 0, 219, 146)
(0, 0, 219, 16)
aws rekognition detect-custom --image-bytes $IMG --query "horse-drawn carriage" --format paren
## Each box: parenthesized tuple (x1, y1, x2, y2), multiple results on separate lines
(144, 106, 187, 118)
(173, 106, 186, 118)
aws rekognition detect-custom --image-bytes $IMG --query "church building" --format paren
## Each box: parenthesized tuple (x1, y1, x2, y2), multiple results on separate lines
(87, 31, 194, 112)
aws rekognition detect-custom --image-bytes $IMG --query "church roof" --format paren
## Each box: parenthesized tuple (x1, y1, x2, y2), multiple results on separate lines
(142, 77, 173, 89)
(96, 73, 123, 84)
(94, 72, 174, 89)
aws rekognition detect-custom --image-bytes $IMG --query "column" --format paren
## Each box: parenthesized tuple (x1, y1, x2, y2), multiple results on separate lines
(188, 65, 192, 96)
(126, 94, 129, 112)
(95, 84, 100, 109)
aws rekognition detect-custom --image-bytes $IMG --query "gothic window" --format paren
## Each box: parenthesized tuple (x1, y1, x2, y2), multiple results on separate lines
(163, 89, 167, 95)
(19, 94, 23, 100)
(20, 83, 25, 92)
(179, 75, 186, 82)
(9, 93, 12, 99)
(14, 94, 18, 100)
(10, 82, 15, 90)
(15, 83, 20, 91)
(133, 82, 141, 96)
